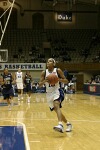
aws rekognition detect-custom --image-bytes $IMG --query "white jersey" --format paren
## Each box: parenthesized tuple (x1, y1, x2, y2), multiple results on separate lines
(16, 72, 23, 83)
(45, 68, 60, 93)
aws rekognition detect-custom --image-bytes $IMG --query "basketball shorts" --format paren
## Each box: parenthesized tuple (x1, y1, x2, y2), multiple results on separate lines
(2, 88, 14, 99)
(16, 83, 23, 90)
(46, 88, 65, 111)
(24, 85, 32, 92)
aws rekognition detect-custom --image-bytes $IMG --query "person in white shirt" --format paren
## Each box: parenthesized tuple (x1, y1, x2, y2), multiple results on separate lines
(15, 68, 24, 100)
(39, 58, 72, 133)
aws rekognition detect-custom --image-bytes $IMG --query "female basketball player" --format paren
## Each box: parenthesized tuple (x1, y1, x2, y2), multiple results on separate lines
(1, 68, 15, 110)
(14, 68, 24, 101)
(39, 58, 72, 133)
(24, 71, 33, 103)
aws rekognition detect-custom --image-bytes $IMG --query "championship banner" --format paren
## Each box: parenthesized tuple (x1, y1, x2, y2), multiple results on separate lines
(0, 63, 46, 70)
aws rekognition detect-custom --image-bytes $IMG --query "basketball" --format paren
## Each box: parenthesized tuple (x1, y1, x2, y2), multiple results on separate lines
(47, 73, 58, 85)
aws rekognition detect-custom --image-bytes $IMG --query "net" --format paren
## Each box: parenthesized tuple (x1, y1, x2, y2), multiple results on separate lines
(0, 0, 15, 46)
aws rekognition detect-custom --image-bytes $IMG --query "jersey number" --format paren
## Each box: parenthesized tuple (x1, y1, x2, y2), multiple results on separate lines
(18, 76, 21, 78)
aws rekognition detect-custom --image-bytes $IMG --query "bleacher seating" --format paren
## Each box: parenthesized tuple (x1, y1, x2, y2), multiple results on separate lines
(0, 29, 100, 63)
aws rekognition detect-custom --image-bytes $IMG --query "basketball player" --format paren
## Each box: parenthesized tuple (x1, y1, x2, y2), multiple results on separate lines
(24, 71, 33, 103)
(1, 68, 15, 110)
(15, 68, 24, 101)
(39, 58, 72, 133)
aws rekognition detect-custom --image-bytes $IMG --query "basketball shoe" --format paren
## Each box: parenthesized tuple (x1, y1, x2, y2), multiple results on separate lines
(53, 124, 64, 133)
(66, 122, 72, 132)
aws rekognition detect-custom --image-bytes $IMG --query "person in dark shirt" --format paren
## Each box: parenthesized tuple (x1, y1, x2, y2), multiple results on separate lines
(24, 71, 33, 103)
(0, 68, 15, 110)
(63, 68, 70, 81)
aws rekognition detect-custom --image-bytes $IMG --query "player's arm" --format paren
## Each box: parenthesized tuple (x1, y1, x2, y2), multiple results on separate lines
(0, 76, 7, 85)
(23, 75, 26, 84)
(11, 73, 16, 84)
(22, 73, 24, 84)
(14, 72, 17, 81)
(30, 75, 32, 82)
(57, 68, 69, 84)
(0, 73, 7, 85)
(23, 76, 26, 88)
(0, 76, 4, 85)
(39, 71, 48, 87)
(31, 76, 34, 86)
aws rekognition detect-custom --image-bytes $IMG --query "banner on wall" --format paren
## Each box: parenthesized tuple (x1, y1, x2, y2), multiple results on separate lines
(57, 12, 72, 22)
(0, 63, 46, 70)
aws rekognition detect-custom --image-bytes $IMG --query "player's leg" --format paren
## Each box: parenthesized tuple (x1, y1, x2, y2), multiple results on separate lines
(46, 92, 64, 132)
(6, 97, 10, 105)
(20, 83, 24, 99)
(53, 100, 72, 132)
(59, 88, 73, 132)
(7, 88, 14, 110)
(61, 112, 67, 123)
(17, 89, 21, 100)
(2, 89, 11, 110)
(20, 89, 23, 99)
(17, 83, 21, 100)
(53, 100, 64, 132)
(17, 83, 23, 100)
(27, 85, 31, 103)
(5, 95, 12, 111)
(27, 92, 31, 103)
(54, 100, 62, 121)
(61, 111, 73, 132)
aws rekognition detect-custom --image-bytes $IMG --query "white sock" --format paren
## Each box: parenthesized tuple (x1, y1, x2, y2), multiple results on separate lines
(67, 122, 71, 125)
(59, 122, 63, 125)
(18, 95, 20, 99)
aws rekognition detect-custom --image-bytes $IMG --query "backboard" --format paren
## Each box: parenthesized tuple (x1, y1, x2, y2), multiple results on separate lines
(0, 49, 8, 62)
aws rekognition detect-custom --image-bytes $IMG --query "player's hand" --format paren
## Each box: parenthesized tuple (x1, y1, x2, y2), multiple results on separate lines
(58, 78, 62, 82)
(45, 77, 49, 83)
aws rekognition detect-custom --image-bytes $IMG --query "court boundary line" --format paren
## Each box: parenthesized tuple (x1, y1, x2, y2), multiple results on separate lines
(0, 120, 30, 150)
(18, 121, 30, 150)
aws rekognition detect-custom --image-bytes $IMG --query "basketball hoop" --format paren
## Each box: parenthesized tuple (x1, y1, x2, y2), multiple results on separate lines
(0, 0, 15, 46)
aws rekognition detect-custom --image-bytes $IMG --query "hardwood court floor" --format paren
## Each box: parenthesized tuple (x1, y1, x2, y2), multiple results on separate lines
(0, 92, 100, 150)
